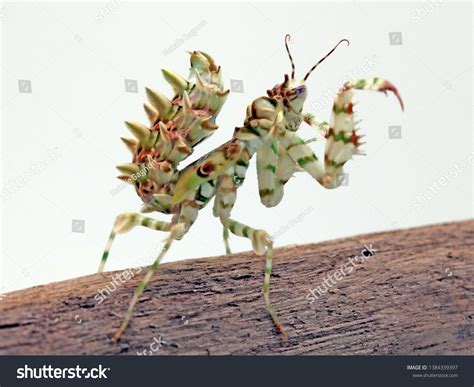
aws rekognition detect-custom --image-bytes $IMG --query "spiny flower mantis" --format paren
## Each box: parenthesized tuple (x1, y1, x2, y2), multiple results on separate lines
(99, 35, 403, 340)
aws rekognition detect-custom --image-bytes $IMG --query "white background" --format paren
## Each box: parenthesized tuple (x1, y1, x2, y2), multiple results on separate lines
(1, 1, 472, 292)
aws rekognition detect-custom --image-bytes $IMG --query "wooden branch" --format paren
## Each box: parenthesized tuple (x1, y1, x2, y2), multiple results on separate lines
(0, 220, 472, 355)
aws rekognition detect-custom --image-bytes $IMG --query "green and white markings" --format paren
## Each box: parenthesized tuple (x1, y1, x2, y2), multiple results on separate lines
(280, 130, 327, 184)
(98, 231, 116, 273)
(223, 227, 232, 255)
(113, 224, 182, 341)
(262, 239, 285, 336)
(98, 213, 172, 273)
(224, 218, 285, 335)
(257, 138, 279, 207)
(348, 77, 404, 110)
(323, 77, 404, 188)
(195, 180, 216, 206)
(101, 36, 403, 340)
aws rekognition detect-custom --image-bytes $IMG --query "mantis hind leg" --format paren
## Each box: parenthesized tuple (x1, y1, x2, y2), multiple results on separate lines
(112, 223, 183, 341)
(113, 203, 198, 341)
(99, 213, 172, 273)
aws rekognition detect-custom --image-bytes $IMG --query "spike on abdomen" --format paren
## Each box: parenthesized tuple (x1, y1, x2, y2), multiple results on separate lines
(120, 50, 229, 210)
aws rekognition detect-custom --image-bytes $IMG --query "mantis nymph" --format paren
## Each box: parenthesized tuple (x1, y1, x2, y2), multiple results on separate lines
(99, 35, 403, 340)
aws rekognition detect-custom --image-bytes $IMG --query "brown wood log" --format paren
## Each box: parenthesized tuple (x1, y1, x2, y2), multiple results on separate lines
(0, 220, 472, 355)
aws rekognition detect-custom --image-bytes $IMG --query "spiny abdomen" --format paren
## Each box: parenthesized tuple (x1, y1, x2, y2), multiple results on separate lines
(116, 51, 229, 213)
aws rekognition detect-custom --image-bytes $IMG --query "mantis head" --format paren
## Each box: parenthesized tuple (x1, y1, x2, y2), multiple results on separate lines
(267, 34, 349, 113)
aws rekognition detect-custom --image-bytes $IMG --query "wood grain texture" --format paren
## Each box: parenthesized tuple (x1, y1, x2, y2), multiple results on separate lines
(0, 220, 472, 355)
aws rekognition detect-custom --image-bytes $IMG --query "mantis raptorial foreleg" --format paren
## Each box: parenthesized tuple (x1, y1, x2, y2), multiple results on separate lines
(279, 78, 404, 189)
(323, 77, 403, 186)
(257, 137, 281, 208)
(303, 111, 330, 138)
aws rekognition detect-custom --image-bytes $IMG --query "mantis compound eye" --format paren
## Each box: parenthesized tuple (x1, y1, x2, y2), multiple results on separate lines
(296, 86, 306, 95)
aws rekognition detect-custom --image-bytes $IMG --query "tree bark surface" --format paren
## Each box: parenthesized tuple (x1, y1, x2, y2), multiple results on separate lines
(0, 220, 472, 355)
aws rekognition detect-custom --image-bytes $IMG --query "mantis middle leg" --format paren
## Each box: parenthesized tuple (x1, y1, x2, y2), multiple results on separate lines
(213, 171, 286, 336)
